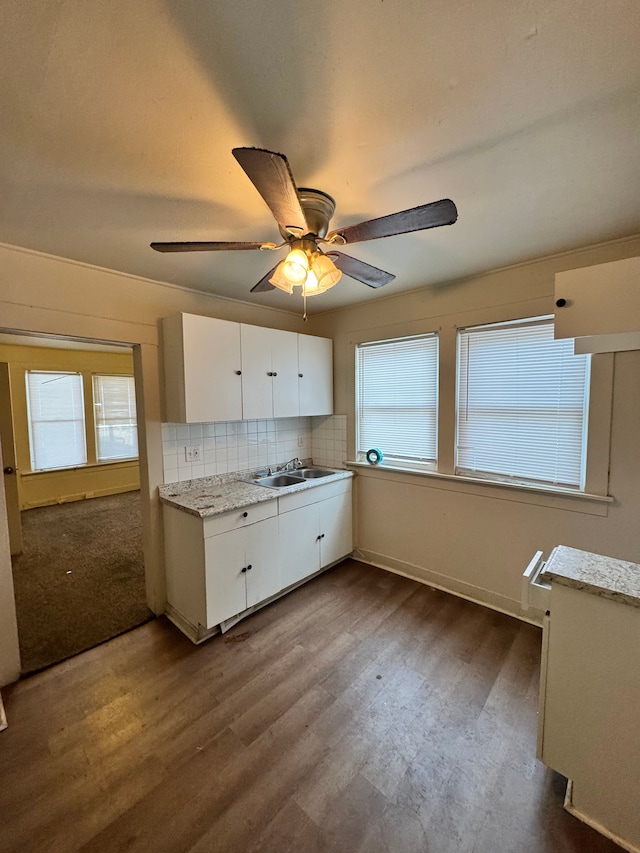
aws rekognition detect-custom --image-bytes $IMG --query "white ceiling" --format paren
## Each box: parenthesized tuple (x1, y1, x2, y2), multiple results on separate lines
(1, 0, 639, 315)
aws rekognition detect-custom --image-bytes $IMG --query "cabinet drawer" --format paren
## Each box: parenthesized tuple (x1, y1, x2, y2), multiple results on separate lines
(278, 478, 351, 514)
(203, 501, 277, 538)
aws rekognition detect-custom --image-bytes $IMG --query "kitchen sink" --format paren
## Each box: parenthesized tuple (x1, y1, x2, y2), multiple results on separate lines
(250, 474, 303, 489)
(292, 468, 335, 479)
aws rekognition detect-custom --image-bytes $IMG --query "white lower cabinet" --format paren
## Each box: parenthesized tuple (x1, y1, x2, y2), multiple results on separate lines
(163, 477, 353, 642)
(279, 480, 353, 589)
(204, 515, 280, 628)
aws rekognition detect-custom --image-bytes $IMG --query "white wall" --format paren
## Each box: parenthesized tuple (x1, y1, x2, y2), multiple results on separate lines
(0, 241, 308, 685)
(308, 236, 640, 621)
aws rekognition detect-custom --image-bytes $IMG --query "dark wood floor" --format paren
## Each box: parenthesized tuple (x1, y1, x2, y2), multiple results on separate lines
(0, 560, 622, 853)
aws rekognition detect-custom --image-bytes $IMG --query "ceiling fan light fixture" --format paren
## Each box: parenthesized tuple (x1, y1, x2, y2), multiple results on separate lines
(311, 253, 342, 291)
(268, 260, 295, 294)
(282, 248, 309, 284)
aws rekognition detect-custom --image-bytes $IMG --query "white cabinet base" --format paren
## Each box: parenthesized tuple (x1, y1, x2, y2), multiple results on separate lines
(564, 781, 640, 853)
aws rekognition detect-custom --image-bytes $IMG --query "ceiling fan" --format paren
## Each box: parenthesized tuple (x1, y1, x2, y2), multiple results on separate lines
(150, 147, 457, 299)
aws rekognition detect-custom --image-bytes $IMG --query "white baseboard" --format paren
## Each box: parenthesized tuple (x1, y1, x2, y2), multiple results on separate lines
(353, 548, 542, 627)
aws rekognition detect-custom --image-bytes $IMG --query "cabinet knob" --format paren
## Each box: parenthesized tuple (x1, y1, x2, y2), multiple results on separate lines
(243, 512, 248, 518)
(267, 371, 273, 377)
(241, 566, 247, 573)
(273, 371, 277, 377)
(246, 564, 252, 571)
(555, 298, 567, 308)
(298, 373, 303, 378)
(236, 370, 242, 375)
(317, 535, 322, 541)
(3, 466, 14, 475)
(321, 533, 325, 539)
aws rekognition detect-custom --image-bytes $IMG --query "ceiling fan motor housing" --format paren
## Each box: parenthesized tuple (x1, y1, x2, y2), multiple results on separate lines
(279, 187, 336, 239)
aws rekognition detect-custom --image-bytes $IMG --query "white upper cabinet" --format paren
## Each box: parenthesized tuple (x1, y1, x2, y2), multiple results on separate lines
(554, 257, 640, 351)
(162, 313, 333, 422)
(162, 313, 243, 423)
(240, 325, 300, 419)
(298, 334, 333, 416)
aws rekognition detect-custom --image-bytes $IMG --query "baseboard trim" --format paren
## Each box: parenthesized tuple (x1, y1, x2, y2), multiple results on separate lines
(564, 781, 640, 853)
(354, 548, 542, 626)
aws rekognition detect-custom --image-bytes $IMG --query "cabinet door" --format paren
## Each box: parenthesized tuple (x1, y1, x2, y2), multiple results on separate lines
(240, 324, 275, 419)
(278, 503, 320, 588)
(271, 330, 300, 417)
(319, 490, 353, 568)
(298, 334, 333, 416)
(245, 516, 281, 607)
(554, 257, 640, 340)
(204, 527, 247, 627)
(163, 313, 242, 423)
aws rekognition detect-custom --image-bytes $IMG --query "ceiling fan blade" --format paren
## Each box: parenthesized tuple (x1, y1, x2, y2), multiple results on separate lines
(327, 198, 458, 245)
(328, 252, 395, 288)
(151, 241, 267, 253)
(250, 263, 279, 293)
(232, 147, 308, 235)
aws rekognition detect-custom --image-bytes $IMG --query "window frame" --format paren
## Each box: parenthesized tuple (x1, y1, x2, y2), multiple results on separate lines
(348, 302, 613, 506)
(25, 370, 88, 472)
(454, 315, 591, 492)
(92, 373, 139, 463)
(355, 332, 439, 473)
(24, 368, 138, 474)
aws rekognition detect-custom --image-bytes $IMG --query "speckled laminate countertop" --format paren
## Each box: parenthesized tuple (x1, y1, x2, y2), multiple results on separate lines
(542, 545, 640, 608)
(159, 467, 353, 518)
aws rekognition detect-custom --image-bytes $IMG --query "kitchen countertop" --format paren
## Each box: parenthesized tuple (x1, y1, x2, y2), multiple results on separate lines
(159, 467, 353, 518)
(542, 545, 640, 608)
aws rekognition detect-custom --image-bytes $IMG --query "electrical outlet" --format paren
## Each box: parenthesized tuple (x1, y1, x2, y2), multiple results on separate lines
(185, 445, 200, 461)
(298, 435, 305, 447)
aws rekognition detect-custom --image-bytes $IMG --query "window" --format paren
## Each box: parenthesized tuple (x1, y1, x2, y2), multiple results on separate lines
(93, 374, 138, 461)
(26, 371, 87, 471)
(356, 334, 438, 471)
(456, 317, 590, 490)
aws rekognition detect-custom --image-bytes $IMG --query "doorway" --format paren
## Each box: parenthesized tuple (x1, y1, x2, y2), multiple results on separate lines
(0, 332, 152, 673)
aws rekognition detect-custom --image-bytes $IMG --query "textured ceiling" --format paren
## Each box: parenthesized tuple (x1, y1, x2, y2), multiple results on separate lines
(1, 0, 639, 315)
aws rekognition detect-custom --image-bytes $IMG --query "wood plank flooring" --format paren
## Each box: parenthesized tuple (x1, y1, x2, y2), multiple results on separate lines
(0, 560, 623, 853)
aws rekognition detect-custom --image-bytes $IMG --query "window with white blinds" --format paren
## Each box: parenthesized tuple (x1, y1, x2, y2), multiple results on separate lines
(92, 375, 138, 461)
(26, 371, 87, 471)
(456, 317, 590, 489)
(356, 334, 438, 470)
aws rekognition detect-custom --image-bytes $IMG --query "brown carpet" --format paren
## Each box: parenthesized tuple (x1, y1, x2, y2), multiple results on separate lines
(11, 491, 153, 674)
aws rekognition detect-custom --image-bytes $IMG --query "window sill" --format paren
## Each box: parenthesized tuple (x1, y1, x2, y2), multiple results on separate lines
(21, 458, 139, 477)
(346, 460, 613, 512)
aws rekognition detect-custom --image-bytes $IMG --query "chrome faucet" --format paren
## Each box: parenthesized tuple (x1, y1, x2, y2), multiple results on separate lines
(274, 457, 302, 473)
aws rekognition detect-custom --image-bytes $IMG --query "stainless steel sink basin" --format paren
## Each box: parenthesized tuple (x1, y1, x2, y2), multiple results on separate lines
(251, 474, 303, 488)
(293, 468, 335, 479)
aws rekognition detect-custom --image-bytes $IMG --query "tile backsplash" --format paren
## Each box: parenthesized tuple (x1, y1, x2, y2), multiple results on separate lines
(162, 414, 347, 483)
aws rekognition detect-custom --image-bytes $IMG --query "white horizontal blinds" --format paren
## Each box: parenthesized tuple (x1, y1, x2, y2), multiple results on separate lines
(357, 334, 438, 467)
(456, 318, 589, 489)
(26, 371, 87, 471)
(93, 375, 138, 461)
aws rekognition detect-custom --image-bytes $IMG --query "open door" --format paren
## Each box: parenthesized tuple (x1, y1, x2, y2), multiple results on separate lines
(0, 364, 23, 555)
